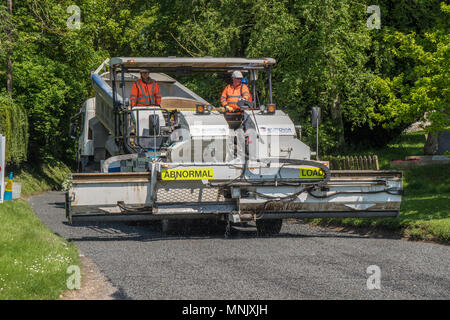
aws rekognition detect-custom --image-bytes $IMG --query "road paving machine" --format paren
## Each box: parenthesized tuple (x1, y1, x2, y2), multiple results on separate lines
(66, 57, 403, 235)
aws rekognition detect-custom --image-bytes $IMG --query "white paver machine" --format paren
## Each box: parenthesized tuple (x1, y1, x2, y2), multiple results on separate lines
(66, 57, 402, 235)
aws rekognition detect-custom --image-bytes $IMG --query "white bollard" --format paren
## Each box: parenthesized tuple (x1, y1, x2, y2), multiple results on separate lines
(0, 135, 5, 203)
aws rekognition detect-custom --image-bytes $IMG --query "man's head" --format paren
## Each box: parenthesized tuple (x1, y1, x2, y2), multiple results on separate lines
(140, 69, 150, 82)
(231, 71, 243, 86)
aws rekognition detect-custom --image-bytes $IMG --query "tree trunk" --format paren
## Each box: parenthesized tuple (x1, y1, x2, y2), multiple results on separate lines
(328, 68, 345, 150)
(424, 132, 439, 155)
(6, 0, 13, 98)
(330, 91, 345, 149)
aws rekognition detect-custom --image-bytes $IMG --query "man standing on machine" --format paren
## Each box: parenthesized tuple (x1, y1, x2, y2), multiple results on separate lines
(130, 68, 162, 107)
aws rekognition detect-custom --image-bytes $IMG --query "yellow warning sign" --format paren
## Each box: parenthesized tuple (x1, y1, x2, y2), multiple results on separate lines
(299, 167, 325, 179)
(5, 180, 13, 192)
(161, 168, 214, 181)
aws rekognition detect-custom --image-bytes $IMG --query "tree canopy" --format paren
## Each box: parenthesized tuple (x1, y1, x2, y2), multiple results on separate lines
(0, 0, 448, 165)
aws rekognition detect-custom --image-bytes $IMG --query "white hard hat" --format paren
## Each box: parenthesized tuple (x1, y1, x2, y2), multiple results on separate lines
(231, 71, 243, 79)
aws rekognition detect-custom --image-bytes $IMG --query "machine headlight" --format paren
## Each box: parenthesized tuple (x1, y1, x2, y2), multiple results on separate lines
(259, 104, 276, 114)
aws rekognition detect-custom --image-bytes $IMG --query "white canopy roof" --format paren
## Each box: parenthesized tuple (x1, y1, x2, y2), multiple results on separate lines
(109, 57, 276, 69)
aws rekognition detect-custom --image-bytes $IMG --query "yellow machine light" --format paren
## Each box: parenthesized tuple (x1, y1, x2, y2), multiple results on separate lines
(267, 104, 276, 113)
(319, 161, 329, 167)
(162, 164, 169, 169)
(128, 59, 135, 63)
(196, 104, 205, 114)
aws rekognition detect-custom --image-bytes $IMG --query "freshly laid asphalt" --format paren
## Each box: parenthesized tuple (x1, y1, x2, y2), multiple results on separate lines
(29, 191, 449, 300)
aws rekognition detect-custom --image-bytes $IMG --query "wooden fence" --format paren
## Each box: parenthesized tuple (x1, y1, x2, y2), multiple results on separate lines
(320, 155, 379, 170)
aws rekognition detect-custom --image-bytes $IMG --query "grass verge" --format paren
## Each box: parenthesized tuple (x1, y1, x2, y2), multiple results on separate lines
(0, 200, 79, 299)
(309, 131, 450, 244)
(11, 159, 72, 197)
(0, 160, 79, 299)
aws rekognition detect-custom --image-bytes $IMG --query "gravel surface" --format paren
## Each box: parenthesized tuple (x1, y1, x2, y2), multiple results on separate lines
(59, 255, 118, 300)
(29, 191, 450, 300)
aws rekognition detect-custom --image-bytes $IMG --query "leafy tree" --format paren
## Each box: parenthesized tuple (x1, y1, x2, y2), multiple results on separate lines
(1, 0, 448, 163)
(369, 2, 449, 138)
(0, 91, 28, 164)
(246, 0, 376, 152)
(2, 0, 107, 162)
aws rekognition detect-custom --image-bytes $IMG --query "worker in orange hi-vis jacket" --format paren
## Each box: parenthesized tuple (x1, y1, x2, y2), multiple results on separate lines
(130, 69, 162, 107)
(220, 71, 251, 112)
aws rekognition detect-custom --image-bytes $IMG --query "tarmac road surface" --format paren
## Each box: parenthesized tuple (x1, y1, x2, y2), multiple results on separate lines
(29, 191, 450, 300)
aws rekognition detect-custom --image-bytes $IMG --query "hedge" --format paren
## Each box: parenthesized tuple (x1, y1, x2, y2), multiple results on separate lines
(0, 93, 28, 165)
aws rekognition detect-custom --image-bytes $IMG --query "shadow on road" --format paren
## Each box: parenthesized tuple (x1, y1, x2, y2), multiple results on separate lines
(50, 202, 66, 209)
(62, 220, 369, 243)
(49, 197, 390, 243)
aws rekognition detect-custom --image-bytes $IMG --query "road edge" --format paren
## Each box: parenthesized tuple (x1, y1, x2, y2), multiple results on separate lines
(59, 253, 120, 300)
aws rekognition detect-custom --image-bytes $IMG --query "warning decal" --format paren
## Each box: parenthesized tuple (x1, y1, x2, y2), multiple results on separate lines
(161, 168, 214, 181)
(299, 167, 325, 179)
(5, 180, 13, 192)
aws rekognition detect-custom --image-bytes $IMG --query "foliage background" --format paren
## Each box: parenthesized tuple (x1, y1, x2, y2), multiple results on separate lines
(0, 92, 28, 164)
(0, 0, 448, 165)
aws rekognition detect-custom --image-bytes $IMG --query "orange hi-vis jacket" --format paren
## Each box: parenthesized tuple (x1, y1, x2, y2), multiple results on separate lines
(220, 83, 251, 110)
(130, 79, 162, 107)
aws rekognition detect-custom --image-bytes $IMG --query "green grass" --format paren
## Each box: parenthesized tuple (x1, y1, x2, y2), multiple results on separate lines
(309, 131, 450, 243)
(11, 159, 72, 197)
(344, 130, 426, 169)
(0, 160, 78, 299)
(0, 200, 79, 299)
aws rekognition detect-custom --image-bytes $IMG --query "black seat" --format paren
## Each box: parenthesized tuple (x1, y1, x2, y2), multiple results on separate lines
(224, 111, 244, 129)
